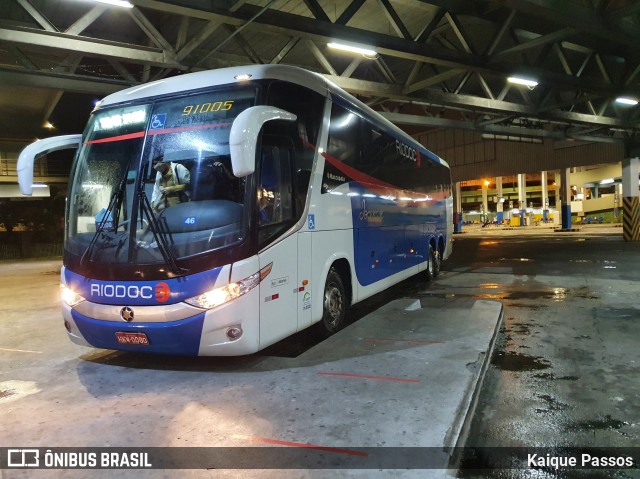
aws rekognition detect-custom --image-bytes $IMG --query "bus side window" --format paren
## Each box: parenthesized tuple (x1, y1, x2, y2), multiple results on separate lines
(266, 81, 324, 213)
(324, 103, 361, 193)
(258, 140, 295, 246)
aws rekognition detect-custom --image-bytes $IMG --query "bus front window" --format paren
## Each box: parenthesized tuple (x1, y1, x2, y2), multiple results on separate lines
(66, 105, 149, 259)
(136, 89, 255, 260)
(65, 87, 257, 273)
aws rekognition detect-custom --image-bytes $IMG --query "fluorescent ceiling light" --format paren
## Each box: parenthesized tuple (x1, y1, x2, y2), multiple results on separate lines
(615, 96, 638, 106)
(599, 178, 614, 185)
(327, 42, 377, 57)
(90, 0, 134, 8)
(507, 76, 538, 88)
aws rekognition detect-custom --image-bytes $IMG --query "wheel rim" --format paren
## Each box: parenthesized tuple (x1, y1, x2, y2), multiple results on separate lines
(427, 248, 434, 274)
(324, 282, 343, 328)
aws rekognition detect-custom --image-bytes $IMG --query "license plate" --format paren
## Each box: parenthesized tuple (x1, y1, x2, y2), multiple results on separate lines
(115, 332, 149, 346)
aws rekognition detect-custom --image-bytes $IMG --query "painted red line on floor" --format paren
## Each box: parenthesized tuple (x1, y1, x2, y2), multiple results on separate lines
(317, 372, 420, 383)
(247, 435, 368, 457)
(0, 348, 43, 354)
(364, 338, 445, 345)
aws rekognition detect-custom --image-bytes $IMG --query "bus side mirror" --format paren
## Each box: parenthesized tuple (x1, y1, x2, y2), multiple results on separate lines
(17, 134, 82, 195)
(229, 106, 296, 177)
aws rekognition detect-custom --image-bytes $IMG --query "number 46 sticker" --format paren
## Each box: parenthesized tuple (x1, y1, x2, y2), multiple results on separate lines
(184, 217, 197, 225)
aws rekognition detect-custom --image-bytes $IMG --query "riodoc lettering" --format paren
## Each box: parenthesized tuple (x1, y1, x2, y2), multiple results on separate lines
(90, 284, 154, 300)
(88, 282, 171, 302)
(395, 140, 417, 162)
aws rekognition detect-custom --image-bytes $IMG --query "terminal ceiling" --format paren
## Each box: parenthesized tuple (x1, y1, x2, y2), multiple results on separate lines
(2, 0, 640, 147)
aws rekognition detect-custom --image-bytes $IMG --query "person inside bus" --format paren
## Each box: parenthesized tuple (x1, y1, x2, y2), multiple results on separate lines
(150, 156, 191, 212)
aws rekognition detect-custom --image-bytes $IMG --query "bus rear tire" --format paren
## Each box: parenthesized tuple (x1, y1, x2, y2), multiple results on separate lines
(318, 268, 346, 336)
(432, 246, 441, 278)
(425, 244, 440, 281)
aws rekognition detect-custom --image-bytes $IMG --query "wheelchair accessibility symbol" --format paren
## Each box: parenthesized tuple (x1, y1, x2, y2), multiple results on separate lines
(308, 214, 316, 230)
(150, 113, 166, 130)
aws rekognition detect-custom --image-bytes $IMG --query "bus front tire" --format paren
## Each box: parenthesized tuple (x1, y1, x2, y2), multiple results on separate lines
(318, 268, 346, 336)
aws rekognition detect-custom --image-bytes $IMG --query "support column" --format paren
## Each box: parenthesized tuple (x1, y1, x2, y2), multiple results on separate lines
(454, 182, 463, 233)
(496, 177, 504, 223)
(560, 168, 572, 229)
(554, 171, 561, 208)
(541, 171, 549, 221)
(622, 157, 640, 241)
(517, 173, 526, 226)
(482, 181, 489, 222)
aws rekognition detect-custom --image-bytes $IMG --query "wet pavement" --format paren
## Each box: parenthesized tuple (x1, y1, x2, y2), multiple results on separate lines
(438, 226, 640, 478)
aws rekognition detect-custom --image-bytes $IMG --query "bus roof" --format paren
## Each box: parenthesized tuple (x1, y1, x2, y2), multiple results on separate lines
(99, 64, 448, 168)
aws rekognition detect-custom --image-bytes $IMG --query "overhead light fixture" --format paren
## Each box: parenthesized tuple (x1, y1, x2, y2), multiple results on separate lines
(89, 0, 134, 8)
(615, 96, 638, 106)
(600, 178, 614, 185)
(327, 42, 377, 58)
(507, 76, 538, 88)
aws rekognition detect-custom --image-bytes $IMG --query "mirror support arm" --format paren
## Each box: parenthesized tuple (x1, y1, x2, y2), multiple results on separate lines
(17, 134, 82, 195)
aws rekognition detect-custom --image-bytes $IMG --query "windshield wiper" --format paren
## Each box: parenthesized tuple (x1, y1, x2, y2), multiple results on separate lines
(138, 191, 183, 275)
(79, 171, 128, 269)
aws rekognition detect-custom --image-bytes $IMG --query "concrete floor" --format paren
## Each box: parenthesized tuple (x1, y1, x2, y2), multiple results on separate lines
(0, 258, 501, 479)
(1, 224, 638, 478)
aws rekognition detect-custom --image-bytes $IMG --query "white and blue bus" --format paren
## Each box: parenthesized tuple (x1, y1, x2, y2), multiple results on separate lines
(18, 65, 452, 356)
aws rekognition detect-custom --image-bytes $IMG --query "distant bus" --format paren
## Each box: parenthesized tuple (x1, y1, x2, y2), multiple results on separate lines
(18, 65, 452, 356)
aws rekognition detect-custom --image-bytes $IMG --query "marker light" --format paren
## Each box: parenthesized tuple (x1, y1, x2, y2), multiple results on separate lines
(60, 284, 85, 307)
(328, 42, 377, 57)
(507, 76, 538, 88)
(234, 74, 252, 81)
(185, 263, 272, 310)
(615, 97, 638, 106)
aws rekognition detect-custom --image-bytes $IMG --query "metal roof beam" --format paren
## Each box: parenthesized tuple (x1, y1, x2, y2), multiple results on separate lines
(327, 74, 636, 129)
(128, 7, 174, 51)
(0, 66, 132, 95)
(176, 20, 221, 61)
(380, 111, 623, 143)
(0, 26, 183, 69)
(403, 68, 463, 94)
(15, 0, 57, 32)
(302, 0, 330, 23)
(64, 5, 107, 36)
(130, 1, 620, 95)
(415, 8, 445, 43)
(376, 0, 411, 39)
(492, 27, 576, 60)
(336, 0, 366, 25)
(445, 12, 475, 54)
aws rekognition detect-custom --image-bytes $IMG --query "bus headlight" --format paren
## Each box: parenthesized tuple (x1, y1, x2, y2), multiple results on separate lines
(60, 284, 85, 307)
(185, 262, 272, 310)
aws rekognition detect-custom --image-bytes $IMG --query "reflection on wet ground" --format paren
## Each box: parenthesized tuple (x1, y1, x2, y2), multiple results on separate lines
(491, 351, 550, 371)
(443, 235, 640, 478)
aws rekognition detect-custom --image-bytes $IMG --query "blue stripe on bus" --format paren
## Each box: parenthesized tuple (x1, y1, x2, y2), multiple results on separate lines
(348, 182, 446, 286)
(71, 309, 206, 356)
(64, 266, 224, 306)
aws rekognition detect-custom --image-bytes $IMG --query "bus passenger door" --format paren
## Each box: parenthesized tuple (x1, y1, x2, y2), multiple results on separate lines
(257, 139, 299, 347)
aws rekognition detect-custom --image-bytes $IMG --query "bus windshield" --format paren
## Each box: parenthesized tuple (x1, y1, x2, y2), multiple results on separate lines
(65, 86, 257, 272)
